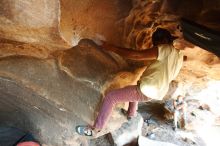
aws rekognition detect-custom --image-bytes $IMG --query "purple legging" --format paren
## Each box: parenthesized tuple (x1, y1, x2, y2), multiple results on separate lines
(93, 85, 150, 130)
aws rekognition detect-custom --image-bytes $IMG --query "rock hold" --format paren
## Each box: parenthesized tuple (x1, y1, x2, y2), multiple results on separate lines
(110, 113, 143, 146)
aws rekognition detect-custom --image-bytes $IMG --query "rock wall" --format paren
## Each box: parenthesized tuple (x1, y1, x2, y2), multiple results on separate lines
(0, 0, 219, 146)
(123, 0, 220, 49)
(60, 0, 132, 46)
(0, 40, 130, 146)
(0, 0, 131, 50)
(0, 0, 67, 48)
(0, 0, 135, 145)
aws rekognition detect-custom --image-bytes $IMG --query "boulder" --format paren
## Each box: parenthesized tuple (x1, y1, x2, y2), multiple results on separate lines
(138, 136, 178, 146)
(0, 40, 129, 146)
(110, 114, 143, 146)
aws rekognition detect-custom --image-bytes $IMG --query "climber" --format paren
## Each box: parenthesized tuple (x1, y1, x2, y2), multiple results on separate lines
(76, 28, 184, 136)
(173, 95, 187, 130)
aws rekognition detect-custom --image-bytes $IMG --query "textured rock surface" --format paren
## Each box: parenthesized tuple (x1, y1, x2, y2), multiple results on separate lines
(0, 0, 134, 145)
(60, 0, 132, 46)
(0, 40, 130, 146)
(0, 0, 219, 146)
(0, 0, 131, 51)
(0, 0, 68, 48)
(123, 0, 220, 50)
(138, 136, 178, 146)
(110, 113, 143, 146)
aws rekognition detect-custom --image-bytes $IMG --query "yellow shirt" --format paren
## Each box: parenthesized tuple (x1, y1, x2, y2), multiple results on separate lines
(139, 44, 183, 100)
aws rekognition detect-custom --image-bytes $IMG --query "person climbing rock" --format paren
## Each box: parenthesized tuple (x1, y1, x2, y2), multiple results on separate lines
(173, 95, 187, 130)
(164, 94, 187, 130)
(76, 28, 184, 136)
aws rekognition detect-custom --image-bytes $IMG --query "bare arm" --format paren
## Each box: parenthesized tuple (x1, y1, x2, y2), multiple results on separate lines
(102, 42, 158, 60)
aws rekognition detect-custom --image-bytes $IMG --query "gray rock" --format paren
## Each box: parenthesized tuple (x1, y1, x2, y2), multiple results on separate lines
(0, 41, 128, 146)
(138, 136, 178, 146)
(110, 114, 143, 146)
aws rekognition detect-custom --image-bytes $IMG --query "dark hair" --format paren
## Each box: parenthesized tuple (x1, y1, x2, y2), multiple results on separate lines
(152, 28, 175, 46)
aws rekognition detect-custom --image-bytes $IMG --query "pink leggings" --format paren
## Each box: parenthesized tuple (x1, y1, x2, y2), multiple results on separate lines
(93, 85, 150, 130)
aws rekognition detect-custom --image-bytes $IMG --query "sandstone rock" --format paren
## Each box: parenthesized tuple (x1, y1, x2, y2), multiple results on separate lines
(110, 114, 143, 146)
(0, 38, 52, 59)
(60, 0, 132, 46)
(0, 0, 68, 48)
(0, 0, 220, 146)
(138, 136, 178, 146)
(123, 0, 220, 49)
(0, 40, 129, 146)
(0, 0, 132, 54)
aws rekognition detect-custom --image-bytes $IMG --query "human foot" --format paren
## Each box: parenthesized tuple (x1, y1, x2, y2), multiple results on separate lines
(121, 108, 137, 120)
(76, 125, 94, 136)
